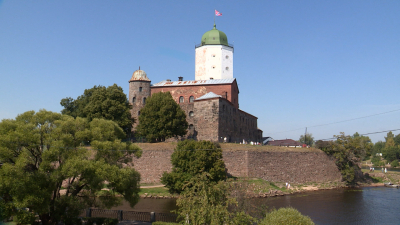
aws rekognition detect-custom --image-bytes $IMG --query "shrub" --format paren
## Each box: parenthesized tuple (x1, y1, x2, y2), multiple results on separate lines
(260, 207, 314, 225)
(391, 160, 399, 168)
(85, 217, 118, 225)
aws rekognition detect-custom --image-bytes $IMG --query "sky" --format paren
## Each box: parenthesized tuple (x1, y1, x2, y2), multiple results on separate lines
(0, 1, 399, 143)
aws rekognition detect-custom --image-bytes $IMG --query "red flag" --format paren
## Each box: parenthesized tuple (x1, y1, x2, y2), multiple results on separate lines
(215, 10, 222, 16)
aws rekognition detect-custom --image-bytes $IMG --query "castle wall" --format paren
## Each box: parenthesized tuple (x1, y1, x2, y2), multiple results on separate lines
(151, 82, 239, 109)
(131, 149, 342, 184)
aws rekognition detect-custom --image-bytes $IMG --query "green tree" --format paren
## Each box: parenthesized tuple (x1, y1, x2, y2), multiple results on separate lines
(322, 132, 371, 185)
(136, 92, 188, 142)
(260, 207, 314, 225)
(385, 131, 395, 142)
(161, 140, 226, 194)
(60, 84, 133, 135)
(393, 133, 400, 146)
(299, 133, 314, 146)
(176, 173, 256, 225)
(372, 141, 385, 156)
(0, 110, 141, 225)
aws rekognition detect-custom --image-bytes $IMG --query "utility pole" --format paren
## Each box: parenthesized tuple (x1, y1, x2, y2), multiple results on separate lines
(305, 127, 307, 145)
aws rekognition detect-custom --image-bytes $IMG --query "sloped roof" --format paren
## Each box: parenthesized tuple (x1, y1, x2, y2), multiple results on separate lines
(152, 78, 235, 87)
(195, 92, 222, 101)
(267, 139, 303, 147)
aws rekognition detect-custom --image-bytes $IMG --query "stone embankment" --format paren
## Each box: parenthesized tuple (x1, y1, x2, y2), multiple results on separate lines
(131, 143, 342, 184)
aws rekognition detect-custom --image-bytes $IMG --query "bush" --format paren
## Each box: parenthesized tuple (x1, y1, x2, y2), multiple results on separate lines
(85, 217, 118, 225)
(260, 207, 314, 225)
(161, 140, 226, 194)
(391, 160, 399, 168)
(64, 217, 83, 225)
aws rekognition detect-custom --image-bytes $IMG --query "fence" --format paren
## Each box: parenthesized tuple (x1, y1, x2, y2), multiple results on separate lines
(84, 208, 178, 223)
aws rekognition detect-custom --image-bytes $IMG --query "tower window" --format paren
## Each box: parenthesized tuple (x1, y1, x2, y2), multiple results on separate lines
(189, 111, 194, 117)
(226, 55, 229, 59)
(189, 124, 194, 130)
(139, 87, 142, 92)
(189, 96, 194, 103)
(212, 66, 215, 69)
(226, 67, 229, 70)
(138, 111, 140, 116)
(143, 97, 146, 104)
(179, 96, 184, 103)
(132, 97, 136, 103)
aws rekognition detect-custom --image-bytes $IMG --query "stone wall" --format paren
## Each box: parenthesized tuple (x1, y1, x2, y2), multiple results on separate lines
(131, 149, 342, 184)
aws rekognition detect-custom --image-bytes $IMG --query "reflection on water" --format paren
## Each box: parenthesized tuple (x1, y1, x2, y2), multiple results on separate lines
(110, 187, 400, 225)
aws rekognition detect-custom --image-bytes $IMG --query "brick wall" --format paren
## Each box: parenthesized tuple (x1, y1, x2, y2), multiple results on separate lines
(131, 149, 342, 184)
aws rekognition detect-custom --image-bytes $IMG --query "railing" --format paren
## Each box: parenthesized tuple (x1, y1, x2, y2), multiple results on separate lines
(83, 208, 178, 223)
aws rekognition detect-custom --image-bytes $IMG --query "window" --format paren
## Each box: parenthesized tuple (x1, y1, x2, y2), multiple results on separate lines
(179, 96, 184, 103)
(226, 67, 229, 70)
(189, 96, 194, 103)
(223, 105, 225, 111)
(189, 124, 194, 130)
(212, 54, 216, 57)
(132, 97, 136, 103)
(212, 66, 216, 69)
(138, 111, 140, 116)
(226, 55, 229, 59)
(139, 87, 142, 92)
(143, 97, 146, 104)
(189, 111, 194, 117)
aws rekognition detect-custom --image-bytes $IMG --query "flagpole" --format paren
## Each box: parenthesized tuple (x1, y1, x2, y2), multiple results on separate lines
(214, 9, 215, 24)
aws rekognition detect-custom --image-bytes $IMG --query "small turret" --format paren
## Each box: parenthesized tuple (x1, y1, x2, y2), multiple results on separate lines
(129, 67, 151, 130)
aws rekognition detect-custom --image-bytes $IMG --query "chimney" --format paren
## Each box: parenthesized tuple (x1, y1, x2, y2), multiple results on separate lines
(166, 79, 171, 82)
(210, 77, 214, 80)
(178, 76, 183, 81)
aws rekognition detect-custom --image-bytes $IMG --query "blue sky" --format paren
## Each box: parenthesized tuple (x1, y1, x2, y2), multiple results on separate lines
(0, 1, 399, 143)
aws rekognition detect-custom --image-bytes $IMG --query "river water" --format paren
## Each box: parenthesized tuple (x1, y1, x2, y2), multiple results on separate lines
(112, 186, 400, 225)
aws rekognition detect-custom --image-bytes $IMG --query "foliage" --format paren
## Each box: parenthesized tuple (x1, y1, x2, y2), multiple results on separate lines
(315, 140, 331, 151)
(393, 133, 400, 146)
(85, 217, 118, 225)
(152, 222, 179, 225)
(371, 156, 384, 167)
(259, 207, 314, 225)
(161, 140, 226, 194)
(60, 84, 133, 135)
(176, 173, 256, 225)
(0, 110, 141, 225)
(385, 131, 395, 142)
(372, 141, 385, 156)
(391, 160, 399, 168)
(322, 132, 372, 185)
(382, 146, 400, 162)
(299, 133, 314, 146)
(136, 92, 188, 142)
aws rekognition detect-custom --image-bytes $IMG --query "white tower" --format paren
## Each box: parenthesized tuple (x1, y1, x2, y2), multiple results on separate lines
(195, 24, 233, 80)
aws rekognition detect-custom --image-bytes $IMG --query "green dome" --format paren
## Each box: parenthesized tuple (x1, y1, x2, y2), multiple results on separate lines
(200, 24, 229, 46)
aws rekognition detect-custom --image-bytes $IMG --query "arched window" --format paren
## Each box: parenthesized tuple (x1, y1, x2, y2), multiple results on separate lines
(189, 96, 194, 103)
(138, 111, 140, 116)
(132, 97, 136, 103)
(139, 87, 142, 92)
(189, 124, 194, 130)
(143, 97, 146, 104)
(189, 111, 194, 117)
(179, 96, 184, 103)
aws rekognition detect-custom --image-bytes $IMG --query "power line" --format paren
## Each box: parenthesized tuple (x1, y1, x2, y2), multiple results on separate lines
(319, 128, 400, 141)
(266, 108, 400, 135)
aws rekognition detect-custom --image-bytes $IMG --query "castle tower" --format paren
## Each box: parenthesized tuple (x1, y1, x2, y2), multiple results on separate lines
(129, 68, 151, 129)
(195, 24, 234, 80)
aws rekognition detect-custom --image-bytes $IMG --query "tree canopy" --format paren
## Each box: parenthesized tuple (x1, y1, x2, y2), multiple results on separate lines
(299, 133, 314, 146)
(60, 84, 133, 135)
(136, 91, 188, 142)
(0, 110, 141, 225)
(161, 140, 226, 194)
(322, 132, 372, 185)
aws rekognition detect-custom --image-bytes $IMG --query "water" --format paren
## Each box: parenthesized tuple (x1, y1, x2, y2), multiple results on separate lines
(110, 187, 400, 225)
